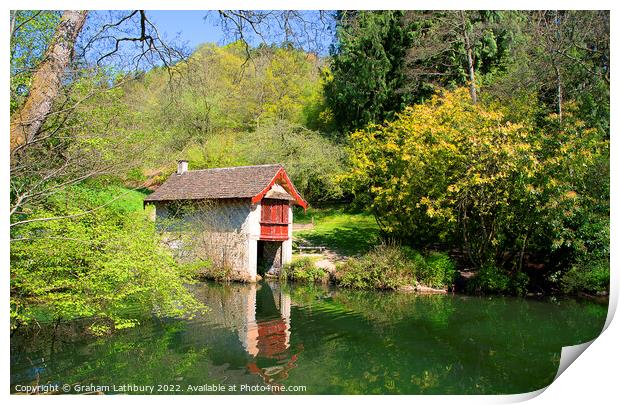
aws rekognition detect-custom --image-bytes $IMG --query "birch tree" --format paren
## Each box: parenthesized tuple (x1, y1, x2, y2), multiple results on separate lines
(10, 10, 186, 226)
(10, 10, 88, 152)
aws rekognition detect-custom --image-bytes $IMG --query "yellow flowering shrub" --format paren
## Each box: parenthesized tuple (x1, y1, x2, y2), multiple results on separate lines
(345, 88, 607, 271)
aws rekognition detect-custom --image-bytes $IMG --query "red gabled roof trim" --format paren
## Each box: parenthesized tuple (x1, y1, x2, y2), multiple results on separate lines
(251, 167, 309, 209)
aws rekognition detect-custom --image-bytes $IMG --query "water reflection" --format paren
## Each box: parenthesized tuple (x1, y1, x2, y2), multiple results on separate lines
(192, 281, 300, 386)
(10, 280, 608, 395)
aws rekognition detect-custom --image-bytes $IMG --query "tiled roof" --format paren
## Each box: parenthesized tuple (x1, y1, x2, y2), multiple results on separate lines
(144, 164, 284, 202)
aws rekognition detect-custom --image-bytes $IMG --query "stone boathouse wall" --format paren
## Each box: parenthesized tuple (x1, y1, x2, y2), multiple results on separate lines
(151, 198, 293, 282)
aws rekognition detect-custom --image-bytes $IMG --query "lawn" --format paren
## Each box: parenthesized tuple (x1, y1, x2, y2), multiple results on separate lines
(293, 204, 381, 257)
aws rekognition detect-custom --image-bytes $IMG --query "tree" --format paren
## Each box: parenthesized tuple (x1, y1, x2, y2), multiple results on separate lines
(10, 10, 186, 225)
(10, 183, 207, 332)
(531, 11, 609, 129)
(9, 10, 197, 332)
(485, 11, 609, 133)
(10, 10, 88, 152)
(324, 11, 518, 134)
(458, 10, 478, 103)
(240, 120, 346, 202)
(324, 11, 415, 134)
(216, 10, 334, 57)
(345, 88, 607, 277)
(10, 11, 61, 114)
(400, 10, 519, 105)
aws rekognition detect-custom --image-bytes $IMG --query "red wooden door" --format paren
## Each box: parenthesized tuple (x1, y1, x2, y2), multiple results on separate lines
(260, 199, 289, 240)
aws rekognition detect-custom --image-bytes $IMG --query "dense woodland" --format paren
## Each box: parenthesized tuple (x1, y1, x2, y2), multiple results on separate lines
(10, 10, 609, 332)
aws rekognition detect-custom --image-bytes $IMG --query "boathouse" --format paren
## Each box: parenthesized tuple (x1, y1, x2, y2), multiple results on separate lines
(144, 161, 308, 282)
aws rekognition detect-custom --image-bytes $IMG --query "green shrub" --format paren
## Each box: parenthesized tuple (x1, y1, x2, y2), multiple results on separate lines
(281, 257, 328, 284)
(466, 264, 532, 295)
(335, 245, 417, 289)
(334, 245, 456, 290)
(509, 271, 530, 296)
(560, 259, 610, 294)
(467, 264, 511, 294)
(420, 252, 458, 288)
(10, 184, 207, 331)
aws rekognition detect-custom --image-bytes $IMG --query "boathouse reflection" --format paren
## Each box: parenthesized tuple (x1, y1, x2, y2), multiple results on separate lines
(191, 281, 299, 385)
(245, 281, 298, 386)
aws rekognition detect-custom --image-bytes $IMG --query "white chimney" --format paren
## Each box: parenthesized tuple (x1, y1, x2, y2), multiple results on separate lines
(177, 160, 188, 175)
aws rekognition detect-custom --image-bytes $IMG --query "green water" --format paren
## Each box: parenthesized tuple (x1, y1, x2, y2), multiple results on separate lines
(10, 281, 607, 394)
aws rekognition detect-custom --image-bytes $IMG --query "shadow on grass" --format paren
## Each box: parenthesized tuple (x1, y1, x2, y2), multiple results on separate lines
(134, 187, 153, 195)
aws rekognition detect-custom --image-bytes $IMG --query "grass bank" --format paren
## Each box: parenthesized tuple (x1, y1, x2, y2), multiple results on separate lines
(293, 204, 380, 256)
(335, 245, 456, 291)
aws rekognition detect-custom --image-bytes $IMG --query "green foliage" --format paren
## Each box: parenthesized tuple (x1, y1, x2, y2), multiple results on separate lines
(560, 259, 610, 295)
(412, 11, 519, 89)
(11, 11, 609, 302)
(510, 271, 530, 296)
(346, 88, 534, 254)
(178, 121, 346, 202)
(549, 214, 610, 294)
(10, 68, 160, 219)
(467, 265, 511, 295)
(10, 183, 207, 332)
(336, 245, 413, 290)
(238, 121, 346, 202)
(324, 11, 519, 134)
(422, 252, 458, 289)
(281, 257, 328, 284)
(60, 178, 149, 212)
(10, 11, 61, 113)
(106, 42, 346, 203)
(65, 71, 164, 178)
(486, 11, 609, 135)
(345, 89, 608, 288)
(324, 11, 415, 133)
(467, 265, 531, 296)
(335, 245, 456, 290)
(116, 43, 326, 164)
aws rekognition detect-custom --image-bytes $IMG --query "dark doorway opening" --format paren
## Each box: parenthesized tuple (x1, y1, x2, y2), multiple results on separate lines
(257, 241, 283, 276)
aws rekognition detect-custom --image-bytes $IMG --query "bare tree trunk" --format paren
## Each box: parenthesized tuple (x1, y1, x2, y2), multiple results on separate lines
(553, 11, 563, 123)
(10, 10, 88, 152)
(10, 10, 17, 36)
(554, 63, 563, 122)
(459, 11, 478, 104)
(465, 47, 477, 104)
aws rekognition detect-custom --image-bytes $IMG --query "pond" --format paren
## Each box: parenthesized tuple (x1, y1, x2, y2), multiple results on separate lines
(10, 280, 607, 395)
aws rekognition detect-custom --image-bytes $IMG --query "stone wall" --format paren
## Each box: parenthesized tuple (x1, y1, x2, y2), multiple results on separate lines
(154, 199, 257, 280)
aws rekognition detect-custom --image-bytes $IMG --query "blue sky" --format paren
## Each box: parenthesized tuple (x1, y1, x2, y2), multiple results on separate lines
(146, 10, 225, 52)
(145, 10, 334, 54)
(79, 10, 334, 69)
